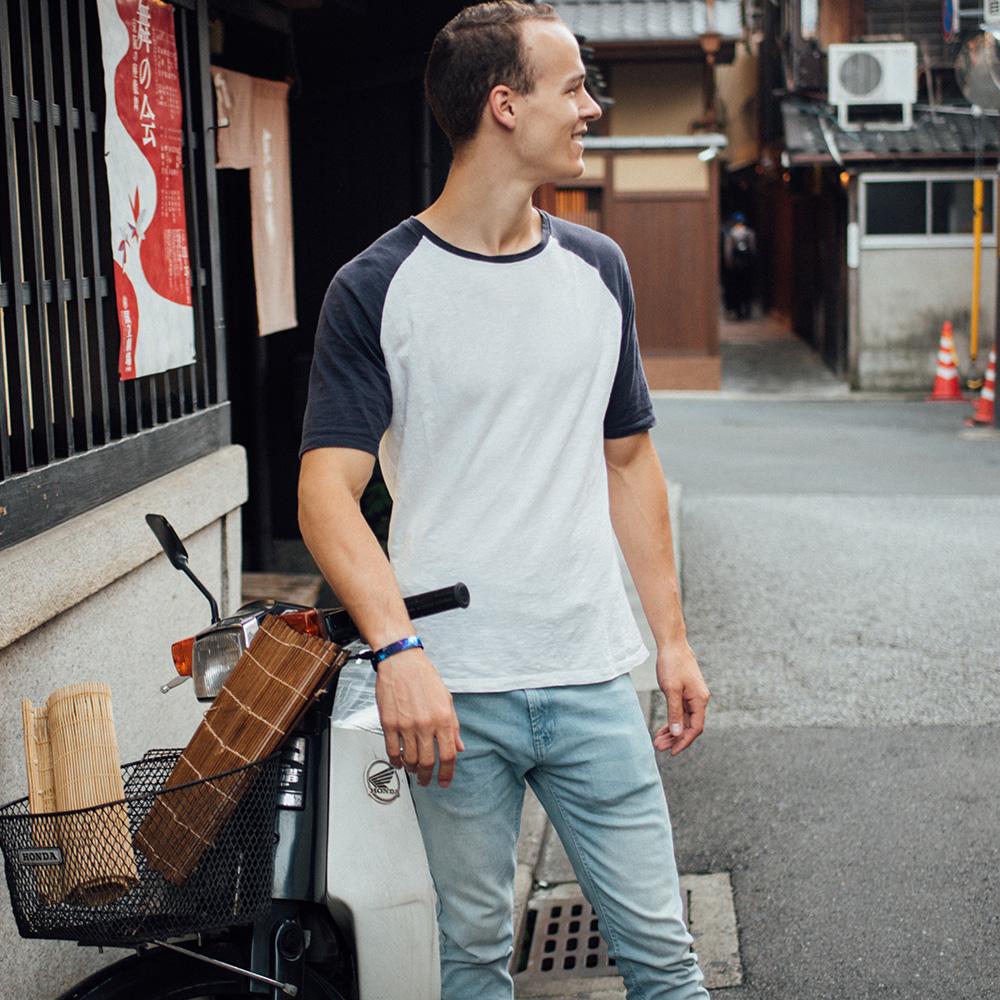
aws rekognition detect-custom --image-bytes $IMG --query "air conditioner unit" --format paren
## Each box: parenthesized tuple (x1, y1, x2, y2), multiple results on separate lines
(986, 1, 1000, 29)
(828, 43, 917, 130)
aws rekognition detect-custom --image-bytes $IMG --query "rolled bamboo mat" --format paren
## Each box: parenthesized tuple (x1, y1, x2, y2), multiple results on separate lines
(21, 701, 62, 904)
(22, 683, 138, 906)
(136, 616, 346, 886)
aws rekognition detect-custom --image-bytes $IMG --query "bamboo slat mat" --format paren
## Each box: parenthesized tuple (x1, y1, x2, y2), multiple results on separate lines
(21, 683, 138, 905)
(21, 701, 61, 904)
(136, 616, 347, 885)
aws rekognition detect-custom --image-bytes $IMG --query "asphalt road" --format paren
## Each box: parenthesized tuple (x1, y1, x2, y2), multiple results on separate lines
(651, 397, 1000, 1000)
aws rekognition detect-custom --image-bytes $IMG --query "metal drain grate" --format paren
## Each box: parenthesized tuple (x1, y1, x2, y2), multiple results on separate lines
(520, 895, 616, 978)
(515, 877, 740, 995)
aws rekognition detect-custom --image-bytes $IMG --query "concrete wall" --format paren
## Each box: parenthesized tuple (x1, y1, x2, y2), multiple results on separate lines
(857, 246, 997, 390)
(0, 446, 247, 998)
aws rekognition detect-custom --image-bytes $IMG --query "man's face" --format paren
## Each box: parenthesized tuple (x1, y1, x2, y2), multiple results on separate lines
(512, 20, 602, 183)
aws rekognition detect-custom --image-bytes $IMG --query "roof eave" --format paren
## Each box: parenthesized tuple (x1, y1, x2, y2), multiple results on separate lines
(585, 133, 728, 150)
(786, 150, 1000, 166)
(586, 38, 739, 63)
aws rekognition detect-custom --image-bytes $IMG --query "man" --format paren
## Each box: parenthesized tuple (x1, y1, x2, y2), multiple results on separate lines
(298, 4, 711, 998)
(722, 211, 757, 320)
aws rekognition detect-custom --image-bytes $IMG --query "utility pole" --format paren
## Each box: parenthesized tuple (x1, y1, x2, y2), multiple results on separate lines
(995, 157, 1000, 427)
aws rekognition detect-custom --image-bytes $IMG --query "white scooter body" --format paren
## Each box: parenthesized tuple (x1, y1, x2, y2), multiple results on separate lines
(325, 663, 441, 1000)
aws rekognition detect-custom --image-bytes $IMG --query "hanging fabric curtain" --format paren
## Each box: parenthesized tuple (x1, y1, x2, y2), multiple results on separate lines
(212, 67, 297, 335)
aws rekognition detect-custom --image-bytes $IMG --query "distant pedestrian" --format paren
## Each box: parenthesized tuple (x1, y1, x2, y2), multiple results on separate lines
(722, 211, 757, 320)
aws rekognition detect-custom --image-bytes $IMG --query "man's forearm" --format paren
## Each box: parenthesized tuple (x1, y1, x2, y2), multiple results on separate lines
(607, 434, 709, 755)
(298, 464, 414, 648)
(605, 435, 686, 652)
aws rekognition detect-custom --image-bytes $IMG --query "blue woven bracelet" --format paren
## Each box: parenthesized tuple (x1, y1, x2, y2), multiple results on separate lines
(369, 635, 423, 671)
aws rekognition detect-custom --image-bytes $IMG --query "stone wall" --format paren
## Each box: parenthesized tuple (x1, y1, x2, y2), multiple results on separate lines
(0, 446, 247, 998)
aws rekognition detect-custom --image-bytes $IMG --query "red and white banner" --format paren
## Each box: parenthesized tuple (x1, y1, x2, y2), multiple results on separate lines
(97, 0, 195, 380)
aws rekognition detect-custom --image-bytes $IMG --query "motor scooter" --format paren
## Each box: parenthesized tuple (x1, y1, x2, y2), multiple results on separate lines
(0, 514, 467, 1000)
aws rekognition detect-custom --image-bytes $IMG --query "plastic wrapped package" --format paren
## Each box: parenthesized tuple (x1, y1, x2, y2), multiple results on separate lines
(329, 657, 383, 734)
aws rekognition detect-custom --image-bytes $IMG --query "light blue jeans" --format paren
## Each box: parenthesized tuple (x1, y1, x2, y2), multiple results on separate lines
(409, 674, 708, 1000)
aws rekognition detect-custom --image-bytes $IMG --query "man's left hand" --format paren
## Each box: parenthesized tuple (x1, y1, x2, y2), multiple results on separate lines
(653, 641, 710, 756)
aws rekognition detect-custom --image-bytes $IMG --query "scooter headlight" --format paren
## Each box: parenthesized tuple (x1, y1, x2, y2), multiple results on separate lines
(193, 628, 246, 700)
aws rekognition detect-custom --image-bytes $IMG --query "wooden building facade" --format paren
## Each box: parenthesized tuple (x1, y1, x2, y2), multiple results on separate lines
(759, 0, 1000, 391)
(549, 0, 744, 389)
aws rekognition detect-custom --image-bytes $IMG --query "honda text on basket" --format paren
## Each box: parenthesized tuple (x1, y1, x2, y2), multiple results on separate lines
(0, 513, 469, 1000)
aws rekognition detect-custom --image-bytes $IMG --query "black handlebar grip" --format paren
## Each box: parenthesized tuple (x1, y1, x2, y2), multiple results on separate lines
(322, 582, 470, 648)
(404, 583, 470, 620)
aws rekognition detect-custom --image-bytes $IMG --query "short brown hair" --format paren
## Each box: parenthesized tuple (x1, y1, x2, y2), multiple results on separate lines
(425, 2, 560, 149)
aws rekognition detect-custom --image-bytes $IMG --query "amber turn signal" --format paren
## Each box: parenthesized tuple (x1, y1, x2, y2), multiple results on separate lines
(171, 635, 194, 676)
(280, 609, 324, 638)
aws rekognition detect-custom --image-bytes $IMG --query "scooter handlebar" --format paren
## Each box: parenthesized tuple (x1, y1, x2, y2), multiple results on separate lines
(403, 582, 470, 619)
(322, 583, 470, 647)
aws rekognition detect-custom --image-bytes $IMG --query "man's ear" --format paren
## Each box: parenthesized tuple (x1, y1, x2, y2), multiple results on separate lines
(485, 84, 517, 132)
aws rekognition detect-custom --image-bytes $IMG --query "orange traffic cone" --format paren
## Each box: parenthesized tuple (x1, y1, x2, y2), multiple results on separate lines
(927, 322, 966, 401)
(965, 346, 996, 426)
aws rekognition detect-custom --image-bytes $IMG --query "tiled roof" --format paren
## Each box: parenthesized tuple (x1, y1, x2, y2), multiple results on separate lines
(551, 0, 743, 43)
(782, 98, 1000, 162)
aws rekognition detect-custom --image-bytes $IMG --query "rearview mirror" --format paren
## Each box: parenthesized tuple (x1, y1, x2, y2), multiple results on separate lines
(145, 513, 220, 623)
(145, 513, 189, 571)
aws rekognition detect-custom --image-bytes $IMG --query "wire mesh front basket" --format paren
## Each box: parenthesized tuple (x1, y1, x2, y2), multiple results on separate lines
(0, 749, 280, 947)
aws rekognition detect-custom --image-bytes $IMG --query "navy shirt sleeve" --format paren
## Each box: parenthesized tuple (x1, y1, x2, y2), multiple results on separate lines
(603, 249, 656, 439)
(299, 223, 420, 458)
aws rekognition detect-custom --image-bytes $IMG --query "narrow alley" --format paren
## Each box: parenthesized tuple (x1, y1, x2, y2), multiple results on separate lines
(718, 315, 848, 397)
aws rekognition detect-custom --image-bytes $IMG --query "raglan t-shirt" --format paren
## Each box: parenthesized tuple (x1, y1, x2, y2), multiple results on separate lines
(300, 210, 655, 693)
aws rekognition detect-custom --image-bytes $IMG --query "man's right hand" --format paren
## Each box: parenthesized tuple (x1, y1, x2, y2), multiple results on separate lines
(374, 648, 464, 788)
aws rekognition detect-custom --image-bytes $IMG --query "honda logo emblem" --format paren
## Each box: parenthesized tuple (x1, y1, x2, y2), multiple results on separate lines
(365, 760, 400, 804)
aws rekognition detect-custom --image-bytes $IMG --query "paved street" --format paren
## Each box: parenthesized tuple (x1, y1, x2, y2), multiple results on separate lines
(654, 394, 1000, 999)
(515, 323, 1000, 1000)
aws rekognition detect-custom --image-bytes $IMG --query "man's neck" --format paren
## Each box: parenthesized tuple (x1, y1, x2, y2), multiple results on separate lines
(415, 146, 543, 257)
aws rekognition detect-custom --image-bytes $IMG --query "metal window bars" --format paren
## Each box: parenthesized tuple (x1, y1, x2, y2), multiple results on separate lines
(0, 0, 227, 548)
